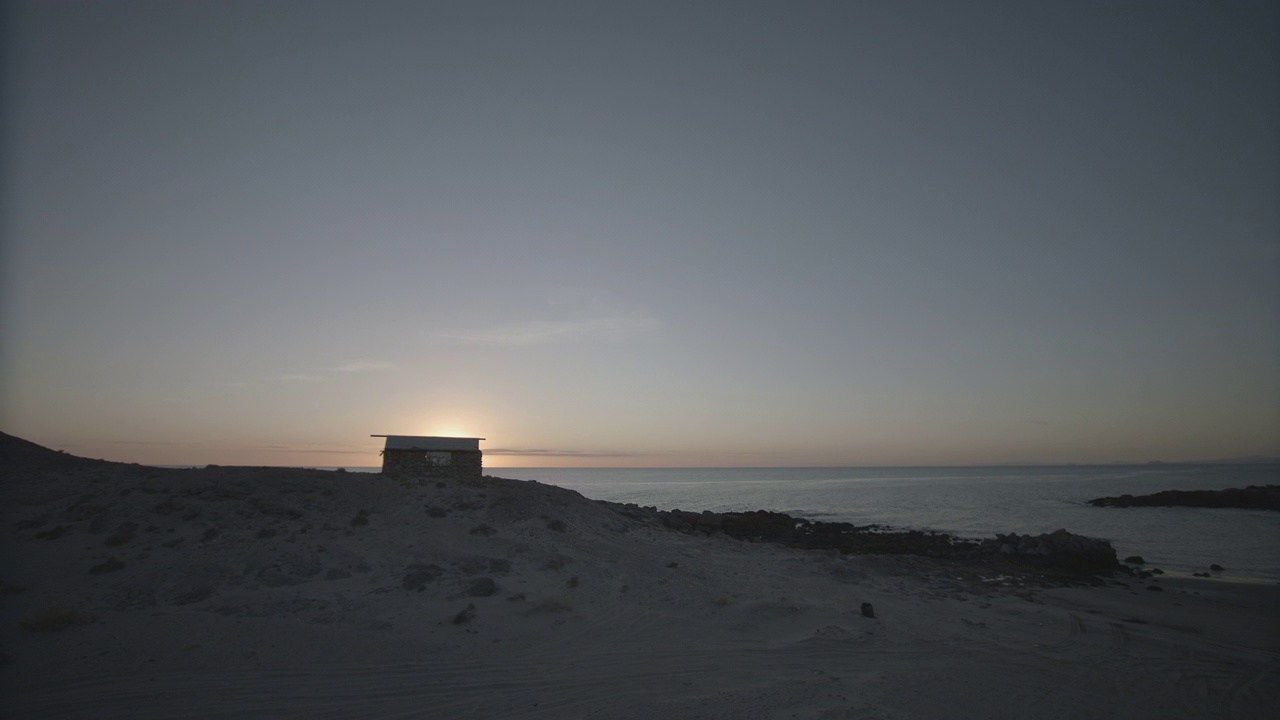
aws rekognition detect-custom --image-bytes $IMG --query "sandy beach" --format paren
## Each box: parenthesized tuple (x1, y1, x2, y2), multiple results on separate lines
(2, 434, 1277, 719)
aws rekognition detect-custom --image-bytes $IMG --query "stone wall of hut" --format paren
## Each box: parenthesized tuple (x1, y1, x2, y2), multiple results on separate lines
(381, 449, 482, 480)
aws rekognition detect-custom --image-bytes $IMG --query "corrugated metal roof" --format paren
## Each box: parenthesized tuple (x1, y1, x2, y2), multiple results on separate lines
(371, 435, 484, 451)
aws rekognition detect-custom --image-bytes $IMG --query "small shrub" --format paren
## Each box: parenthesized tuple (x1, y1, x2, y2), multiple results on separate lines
(350, 510, 370, 527)
(65, 501, 108, 520)
(469, 524, 496, 536)
(200, 528, 219, 542)
(452, 603, 477, 624)
(153, 498, 182, 515)
(89, 558, 125, 575)
(566, 575, 579, 589)
(104, 529, 135, 547)
(546, 519, 566, 532)
(35, 526, 69, 540)
(713, 595, 730, 607)
(2, 580, 28, 595)
(255, 527, 278, 539)
(542, 558, 566, 571)
(426, 506, 448, 518)
(21, 606, 98, 632)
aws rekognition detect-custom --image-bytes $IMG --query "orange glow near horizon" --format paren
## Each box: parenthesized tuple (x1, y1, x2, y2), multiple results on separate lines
(417, 421, 482, 440)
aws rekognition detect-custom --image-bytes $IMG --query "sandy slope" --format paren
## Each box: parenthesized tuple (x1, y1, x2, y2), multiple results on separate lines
(1, 435, 1277, 719)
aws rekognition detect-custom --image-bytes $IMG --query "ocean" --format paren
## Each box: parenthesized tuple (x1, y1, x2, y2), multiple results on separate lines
(485, 464, 1280, 581)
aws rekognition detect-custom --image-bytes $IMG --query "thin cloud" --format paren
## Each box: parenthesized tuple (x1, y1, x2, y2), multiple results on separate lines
(111, 440, 380, 454)
(484, 447, 651, 458)
(433, 317, 660, 346)
(331, 360, 397, 373)
(259, 359, 396, 386)
(279, 373, 327, 382)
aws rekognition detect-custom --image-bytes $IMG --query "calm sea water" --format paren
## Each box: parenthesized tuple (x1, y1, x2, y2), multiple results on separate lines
(484, 464, 1280, 581)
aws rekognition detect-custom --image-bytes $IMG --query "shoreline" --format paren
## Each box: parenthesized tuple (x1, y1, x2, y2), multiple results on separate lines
(40, 458, 1280, 583)
(3, 437, 1278, 718)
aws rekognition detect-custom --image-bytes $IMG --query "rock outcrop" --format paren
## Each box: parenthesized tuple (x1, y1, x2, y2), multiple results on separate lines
(605, 502, 1123, 580)
(1088, 486, 1280, 511)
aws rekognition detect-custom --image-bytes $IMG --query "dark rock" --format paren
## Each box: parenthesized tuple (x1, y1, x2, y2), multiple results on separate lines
(325, 568, 352, 580)
(402, 564, 443, 591)
(719, 510, 798, 540)
(104, 523, 138, 547)
(1124, 556, 1145, 565)
(1088, 485, 1280, 511)
(172, 584, 214, 605)
(979, 529, 1120, 574)
(89, 558, 125, 575)
(467, 577, 497, 597)
(653, 504, 1121, 580)
(452, 604, 476, 624)
(1210, 563, 1225, 572)
(256, 570, 306, 587)
(860, 602, 875, 618)
(1146, 585, 1164, 592)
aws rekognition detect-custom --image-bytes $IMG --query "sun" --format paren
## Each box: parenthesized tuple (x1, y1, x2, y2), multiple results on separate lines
(421, 421, 479, 439)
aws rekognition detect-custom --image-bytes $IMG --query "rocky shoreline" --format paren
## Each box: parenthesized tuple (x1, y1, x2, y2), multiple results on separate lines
(1087, 485, 1280, 511)
(604, 503, 1124, 583)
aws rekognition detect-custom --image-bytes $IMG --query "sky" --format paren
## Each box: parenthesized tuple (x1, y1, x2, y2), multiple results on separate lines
(2, 0, 1278, 469)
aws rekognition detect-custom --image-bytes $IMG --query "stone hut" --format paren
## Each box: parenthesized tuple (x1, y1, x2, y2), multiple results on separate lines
(372, 435, 484, 480)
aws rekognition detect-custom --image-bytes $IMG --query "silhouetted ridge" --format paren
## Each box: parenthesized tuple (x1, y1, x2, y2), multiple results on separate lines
(0, 431, 121, 471)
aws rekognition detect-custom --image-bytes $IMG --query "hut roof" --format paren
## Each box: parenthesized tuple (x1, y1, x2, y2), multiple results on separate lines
(371, 435, 484, 451)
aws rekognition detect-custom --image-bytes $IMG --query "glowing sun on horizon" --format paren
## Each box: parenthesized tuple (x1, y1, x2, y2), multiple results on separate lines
(420, 421, 481, 439)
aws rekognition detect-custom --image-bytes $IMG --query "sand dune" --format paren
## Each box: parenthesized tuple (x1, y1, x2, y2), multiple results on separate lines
(2, 433, 1276, 718)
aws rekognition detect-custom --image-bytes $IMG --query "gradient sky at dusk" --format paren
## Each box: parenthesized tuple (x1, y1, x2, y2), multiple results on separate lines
(3, 1, 1277, 468)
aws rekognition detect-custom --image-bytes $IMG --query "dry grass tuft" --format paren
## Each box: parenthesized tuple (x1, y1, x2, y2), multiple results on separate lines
(88, 557, 125, 575)
(104, 528, 135, 546)
(469, 524, 496, 536)
(2, 580, 28, 595)
(452, 603, 477, 624)
(21, 606, 98, 632)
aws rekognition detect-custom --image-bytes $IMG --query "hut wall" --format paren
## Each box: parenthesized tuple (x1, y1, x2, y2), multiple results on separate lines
(381, 449, 482, 480)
